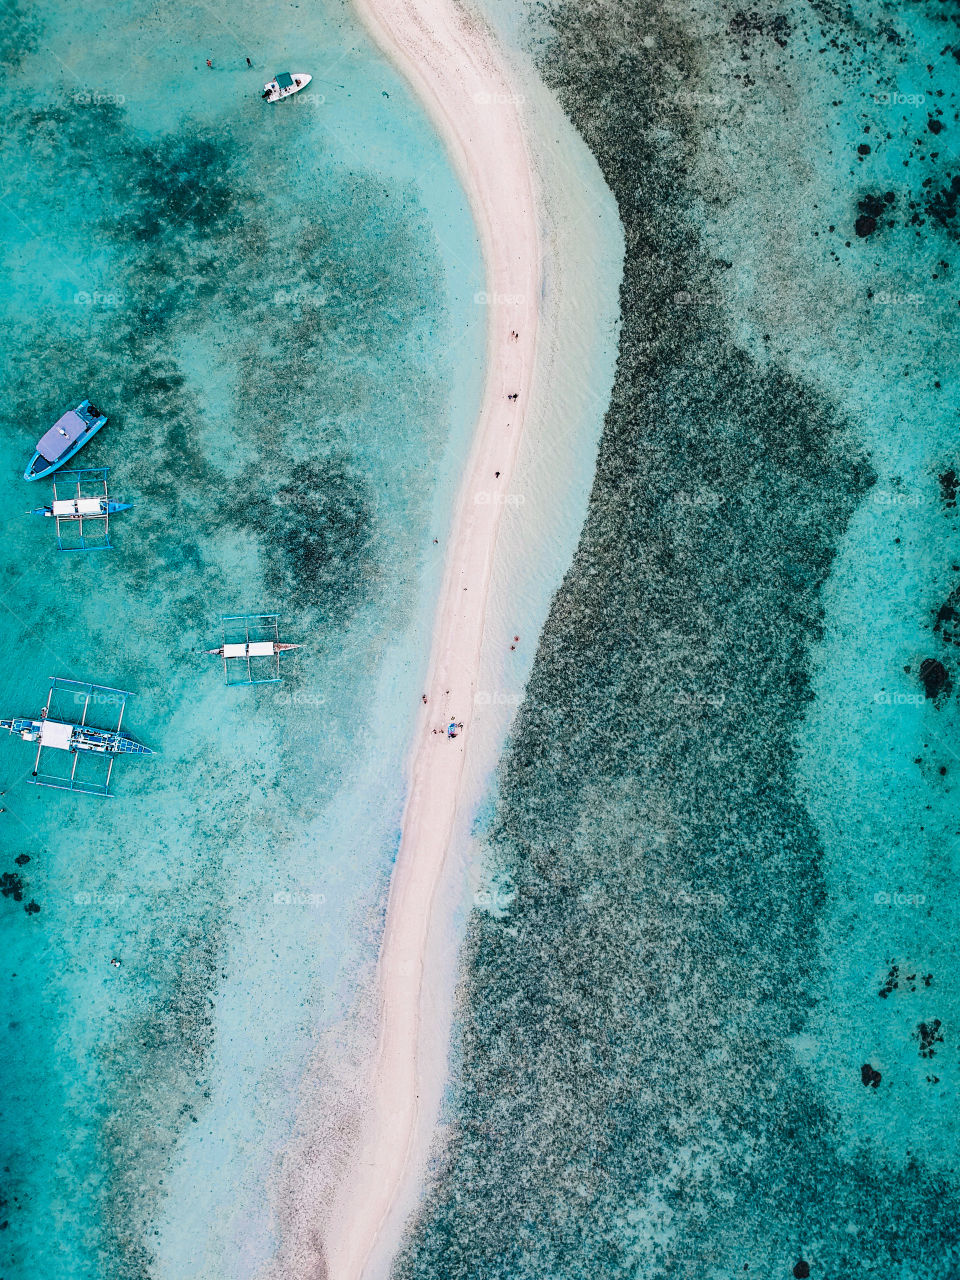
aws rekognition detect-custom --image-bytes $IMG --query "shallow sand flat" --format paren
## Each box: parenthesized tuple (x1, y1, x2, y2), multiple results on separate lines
(324, 0, 541, 1273)
(262, 0, 622, 1278)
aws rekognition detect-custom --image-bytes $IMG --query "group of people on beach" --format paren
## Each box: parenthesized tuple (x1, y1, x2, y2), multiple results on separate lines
(422, 693, 463, 739)
(416, 330, 525, 746)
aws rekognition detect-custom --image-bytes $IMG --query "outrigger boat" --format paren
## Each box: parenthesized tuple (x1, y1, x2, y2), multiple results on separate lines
(30, 497, 131, 518)
(262, 72, 312, 102)
(208, 613, 301, 685)
(206, 640, 301, 659)
(24, 400, 108, 482)
(0, 678, 152, 797)
(29, 468, 130, 552)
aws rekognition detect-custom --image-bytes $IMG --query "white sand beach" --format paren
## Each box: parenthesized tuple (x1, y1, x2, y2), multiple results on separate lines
(323, 1, 540, 1276)
(314, 2, 623, 1278)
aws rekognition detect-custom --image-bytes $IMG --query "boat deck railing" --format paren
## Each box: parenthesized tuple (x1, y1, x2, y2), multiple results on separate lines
(49, 468, 114, 552)
(28, 678, 144, 798)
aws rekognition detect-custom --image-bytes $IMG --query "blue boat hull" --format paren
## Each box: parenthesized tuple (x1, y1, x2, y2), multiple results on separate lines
(30, 500, 132, 517)
(0, 716, 152, 755)
(24, 402, 108, 481)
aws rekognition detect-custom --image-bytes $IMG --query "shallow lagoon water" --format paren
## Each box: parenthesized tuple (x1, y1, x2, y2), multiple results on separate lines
(4, 0, 958, 1275)
(0, 0, 484, 1275)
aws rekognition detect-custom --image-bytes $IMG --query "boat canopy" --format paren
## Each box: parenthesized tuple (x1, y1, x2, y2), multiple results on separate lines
(52, 497, 103, 516)
(37, 411, 86, 463)
(275, 72, 293, 87)
(45, 468, 119, 553)
(214, 613, 295, 685)
(39, 719, 73, 750)
(222, 640, 276, 658)
(246, 641, 277, 657)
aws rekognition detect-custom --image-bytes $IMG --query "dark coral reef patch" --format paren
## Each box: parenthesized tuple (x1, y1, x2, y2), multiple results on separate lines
(395, 1, 960, 1277)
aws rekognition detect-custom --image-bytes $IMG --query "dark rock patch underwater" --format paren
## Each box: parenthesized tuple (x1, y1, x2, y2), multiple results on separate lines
(0, 95, 420, 635)
(396, 1, 960, 1277)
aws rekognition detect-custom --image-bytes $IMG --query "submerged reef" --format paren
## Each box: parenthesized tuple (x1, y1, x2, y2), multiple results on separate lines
(398, 0, 960, 1277)
(0, 97, 437, 637)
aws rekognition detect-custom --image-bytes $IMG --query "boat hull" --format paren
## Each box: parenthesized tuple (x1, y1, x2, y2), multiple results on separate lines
(24, 401, 108, 482)
(263, 72, 312, 102)
(31, 500, 131, 517)
(0, 716, 152, 755)
(206, 642, 301, 657)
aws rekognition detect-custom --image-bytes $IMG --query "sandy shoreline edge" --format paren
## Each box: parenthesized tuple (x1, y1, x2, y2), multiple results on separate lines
(312, 0, 623, 1276)
(324, 0, 541, 1275)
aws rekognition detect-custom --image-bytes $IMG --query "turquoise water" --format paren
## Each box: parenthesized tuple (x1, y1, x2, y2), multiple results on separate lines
(0, 1, 483, 1275)
(398, 1, 960, 1278)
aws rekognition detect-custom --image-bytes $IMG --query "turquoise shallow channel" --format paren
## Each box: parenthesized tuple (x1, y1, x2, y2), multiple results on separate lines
(0, 0, 483, 1275)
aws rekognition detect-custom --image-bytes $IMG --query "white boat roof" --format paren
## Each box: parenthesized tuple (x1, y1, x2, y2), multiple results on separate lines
(222, 640, 277, 658)
(37, 411, 85, 463)
(39, 719, 73, 750)
(52, 497, 104, 516)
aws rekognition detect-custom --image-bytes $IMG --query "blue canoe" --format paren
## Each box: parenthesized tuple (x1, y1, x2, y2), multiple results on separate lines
(24, 400, 108, 482)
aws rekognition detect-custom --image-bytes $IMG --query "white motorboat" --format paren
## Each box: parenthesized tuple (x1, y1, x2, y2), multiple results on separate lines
(262, 72, 312, 103)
